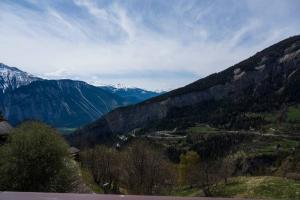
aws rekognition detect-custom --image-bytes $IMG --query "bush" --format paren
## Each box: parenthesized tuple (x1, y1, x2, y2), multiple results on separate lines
(0, 121, 78, 192)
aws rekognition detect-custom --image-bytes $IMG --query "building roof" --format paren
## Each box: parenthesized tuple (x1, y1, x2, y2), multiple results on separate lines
(0, 121, 13, 136)
(68, 146, 80, 154)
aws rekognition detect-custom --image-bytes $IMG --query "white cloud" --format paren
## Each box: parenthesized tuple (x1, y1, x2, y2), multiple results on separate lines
(0, 0, 299, 90)
(74, 0, 109, 20)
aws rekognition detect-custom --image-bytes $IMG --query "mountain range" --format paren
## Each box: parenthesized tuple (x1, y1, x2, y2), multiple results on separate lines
(0, 63, 160, 128)
(101, 86, 163, 105)
(71, 35, 300, 147)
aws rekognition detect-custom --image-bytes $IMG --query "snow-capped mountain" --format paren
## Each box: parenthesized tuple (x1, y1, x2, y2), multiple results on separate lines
(0, 63, 161, 128)
(100, 85, 161, 104)
(0, 63, 41, 93)
(88, 81, 162, 104)
(3, 79, 127, 128)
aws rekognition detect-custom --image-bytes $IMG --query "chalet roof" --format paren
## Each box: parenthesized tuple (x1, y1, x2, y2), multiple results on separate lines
(69, 146, 80, 154)
(0, 121, 13, 136)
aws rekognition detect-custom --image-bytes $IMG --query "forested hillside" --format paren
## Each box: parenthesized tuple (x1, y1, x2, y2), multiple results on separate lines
(71, 35, 300, 146)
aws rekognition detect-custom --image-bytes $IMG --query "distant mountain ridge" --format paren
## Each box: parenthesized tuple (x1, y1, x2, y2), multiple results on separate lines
(71, 35, 300, 147)
(0, 64, 160, 128)
(100, 86, 162, 105)
(2, 79, 127, 127)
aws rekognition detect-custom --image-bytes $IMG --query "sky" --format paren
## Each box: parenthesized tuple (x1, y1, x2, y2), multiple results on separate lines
(0, 0, 299, 91)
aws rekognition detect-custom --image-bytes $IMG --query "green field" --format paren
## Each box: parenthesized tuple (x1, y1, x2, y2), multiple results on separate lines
(187, 123, 218, 134)
(287, 105, 300, 123)
(211, 176, 300, 200)
(254, 138, 300, 155)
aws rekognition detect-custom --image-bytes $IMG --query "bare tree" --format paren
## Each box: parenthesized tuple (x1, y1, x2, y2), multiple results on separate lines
(122, 141, 173, 195)
(80, 145, 121, 193)
(219, 151, 246, 184)
(220, 155, 235, 184)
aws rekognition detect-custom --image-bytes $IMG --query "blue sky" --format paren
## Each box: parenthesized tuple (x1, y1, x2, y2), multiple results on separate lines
(0, 0, 299, 90)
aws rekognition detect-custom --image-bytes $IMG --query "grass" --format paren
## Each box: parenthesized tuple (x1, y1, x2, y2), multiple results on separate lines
(211, 176, 300, 200)
(80, 167, 103, 194)
(243, 106, 300, 132)
(249, 105, 300, 124)
(166, 186, 204, 197)
(287, 105, 300, 123)
(187, 124, 218, 135)
(255, 138, 300, 155)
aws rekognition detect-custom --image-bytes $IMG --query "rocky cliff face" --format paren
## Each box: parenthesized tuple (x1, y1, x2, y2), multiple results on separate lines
(72, 35, 300, 146)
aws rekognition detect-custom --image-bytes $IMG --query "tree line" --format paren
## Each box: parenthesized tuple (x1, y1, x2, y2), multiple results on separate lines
(0, 121, 243, 195)
(79, 139, 248, 196)
(80, 142, 176, 194)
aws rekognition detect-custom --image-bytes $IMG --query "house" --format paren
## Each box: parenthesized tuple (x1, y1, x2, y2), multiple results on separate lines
(68, 146, 80, 160)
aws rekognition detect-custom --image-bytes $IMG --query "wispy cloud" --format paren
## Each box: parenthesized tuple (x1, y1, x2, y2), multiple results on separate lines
(0, 0, 299, 90)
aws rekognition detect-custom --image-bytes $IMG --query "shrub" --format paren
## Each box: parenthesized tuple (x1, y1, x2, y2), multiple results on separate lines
(0, 121, 78, 192)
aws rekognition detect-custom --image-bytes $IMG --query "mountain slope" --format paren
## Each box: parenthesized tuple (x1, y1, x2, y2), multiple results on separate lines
(0, 64, 160, 128)
(0, 63, 41, 93)
(71, 35, 300, 146)
(2, 79, 127, 128)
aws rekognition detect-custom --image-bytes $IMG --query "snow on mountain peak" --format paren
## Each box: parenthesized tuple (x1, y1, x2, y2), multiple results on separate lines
(0, 63, 41, 92)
